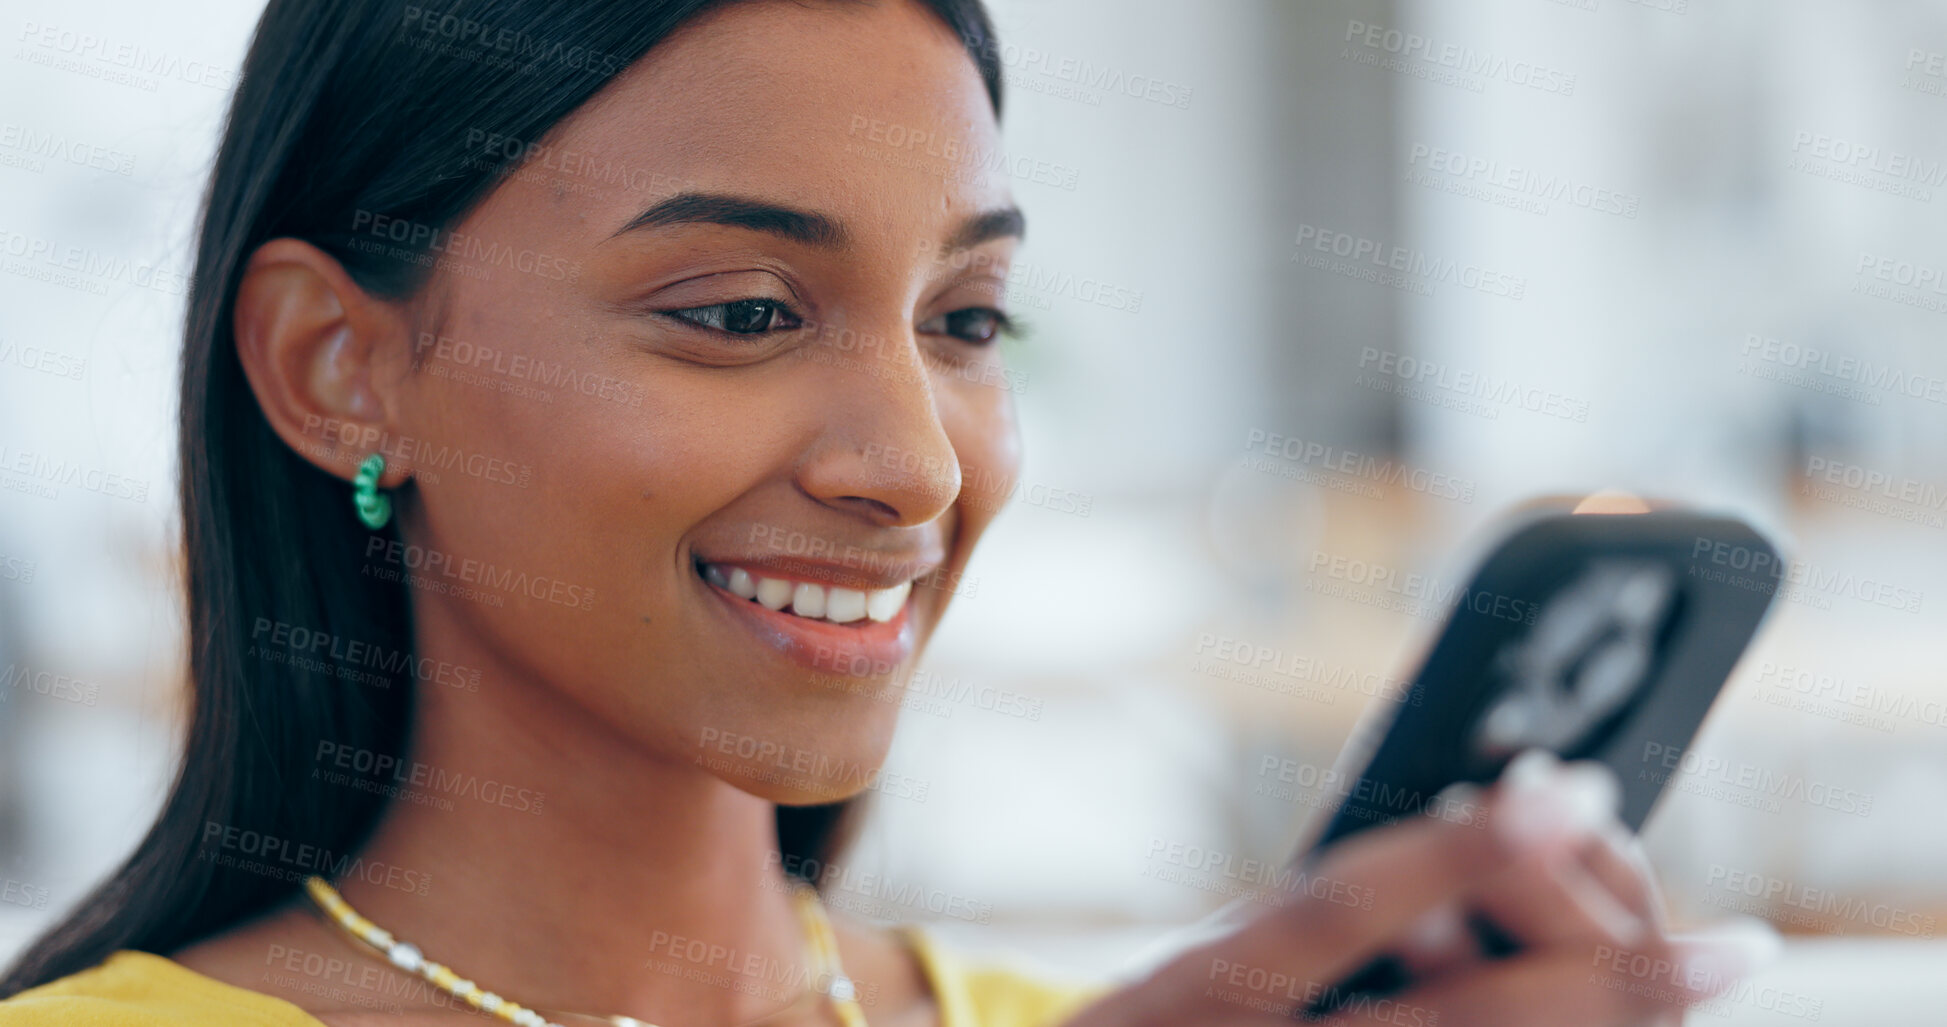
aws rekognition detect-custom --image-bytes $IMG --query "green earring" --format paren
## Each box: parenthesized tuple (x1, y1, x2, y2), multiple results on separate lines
(352, 452, 392, 530)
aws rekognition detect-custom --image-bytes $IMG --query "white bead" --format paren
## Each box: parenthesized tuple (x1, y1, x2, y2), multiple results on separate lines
(479, 994, 502, 1013)
(387, 942, 423, 972)
(828, 974, 856, 1002)
(452, 978, 475, 996)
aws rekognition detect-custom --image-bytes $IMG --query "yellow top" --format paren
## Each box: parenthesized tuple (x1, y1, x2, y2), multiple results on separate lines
(0, 929, 1108, 1027)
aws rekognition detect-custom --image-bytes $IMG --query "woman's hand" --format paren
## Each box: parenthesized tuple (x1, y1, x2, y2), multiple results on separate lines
(1061, 751, 1780, 1027)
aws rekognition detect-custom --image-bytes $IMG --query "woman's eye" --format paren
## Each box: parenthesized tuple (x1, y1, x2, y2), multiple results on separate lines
(919, 307, 1013, 344)
(664, 298, 803, 335)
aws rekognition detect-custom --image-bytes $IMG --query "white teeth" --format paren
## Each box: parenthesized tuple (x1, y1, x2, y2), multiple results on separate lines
(755, 576, 792, 610)
(790, 582, 827, 619)
(825, 587, 867, 623)
(865, 580, 911, 623)
(703, 563, 914, 625)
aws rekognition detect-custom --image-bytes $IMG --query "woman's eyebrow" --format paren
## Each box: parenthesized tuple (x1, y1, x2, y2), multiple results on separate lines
(944, 206, 1026, 251)
(610, 192, 849, 248)
(608, 192, 1025, 252)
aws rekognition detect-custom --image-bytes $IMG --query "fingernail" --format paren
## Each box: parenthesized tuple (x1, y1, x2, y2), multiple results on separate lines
(1494, 750, 1619, 852)
(1558, 761, 1624, 821)
(1503, 748, 1558, 790)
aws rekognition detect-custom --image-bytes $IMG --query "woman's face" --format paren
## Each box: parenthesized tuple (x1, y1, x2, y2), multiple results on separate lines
(378, 0, 1021, 801)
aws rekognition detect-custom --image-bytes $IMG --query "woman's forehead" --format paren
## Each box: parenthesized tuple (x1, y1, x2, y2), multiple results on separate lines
(524, 0, 1011, 237)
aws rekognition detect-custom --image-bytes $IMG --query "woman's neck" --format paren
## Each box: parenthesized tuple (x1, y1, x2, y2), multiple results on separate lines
(336, 627, 815, 1024)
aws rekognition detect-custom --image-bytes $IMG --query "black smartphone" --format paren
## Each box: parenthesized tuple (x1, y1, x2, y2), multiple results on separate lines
(1308, 507, 1783, 851)
(1297, 507, 1783, 1012)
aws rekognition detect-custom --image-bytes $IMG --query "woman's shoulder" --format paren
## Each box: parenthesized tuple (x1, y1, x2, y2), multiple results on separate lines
(897, 926, 1111, 1027)
(0, 950, 317, 1026)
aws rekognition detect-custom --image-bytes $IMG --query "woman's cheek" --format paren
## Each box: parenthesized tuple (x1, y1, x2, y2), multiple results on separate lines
(948, 378, 1024, 529)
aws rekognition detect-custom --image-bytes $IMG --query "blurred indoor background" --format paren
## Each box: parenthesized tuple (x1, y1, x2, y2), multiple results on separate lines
(4, 0, 1946, 1023)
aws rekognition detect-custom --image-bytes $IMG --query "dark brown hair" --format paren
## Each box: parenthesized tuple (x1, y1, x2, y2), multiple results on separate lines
(1, 0, 1002, 995)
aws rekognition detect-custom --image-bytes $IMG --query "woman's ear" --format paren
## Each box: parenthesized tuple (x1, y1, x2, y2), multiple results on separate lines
(232, 238, 416, 487)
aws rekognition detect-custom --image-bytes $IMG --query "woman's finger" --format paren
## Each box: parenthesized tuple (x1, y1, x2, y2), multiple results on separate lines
(1580, 819, 1668, 931)
(1208, 751, 1624, 993)
(1468, 843, 1649, 954)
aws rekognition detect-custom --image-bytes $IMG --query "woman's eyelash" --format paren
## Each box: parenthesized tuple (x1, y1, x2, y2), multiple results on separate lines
(660, 299, 1025, 346)
(661, 298, 803, 335)
(920, 306, 1022, 345)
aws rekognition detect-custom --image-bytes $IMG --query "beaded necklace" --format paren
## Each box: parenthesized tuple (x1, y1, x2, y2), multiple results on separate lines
(304, 875, 867, 1027)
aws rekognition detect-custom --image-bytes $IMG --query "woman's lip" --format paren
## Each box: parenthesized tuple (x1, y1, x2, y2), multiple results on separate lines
(695, 566, 916, 674)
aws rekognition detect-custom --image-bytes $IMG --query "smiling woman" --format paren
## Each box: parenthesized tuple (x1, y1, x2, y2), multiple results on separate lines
(0, 1, 1776, 1026)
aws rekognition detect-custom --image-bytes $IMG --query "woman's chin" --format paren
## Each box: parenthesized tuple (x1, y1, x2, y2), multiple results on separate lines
(724, 770, 882, 807)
